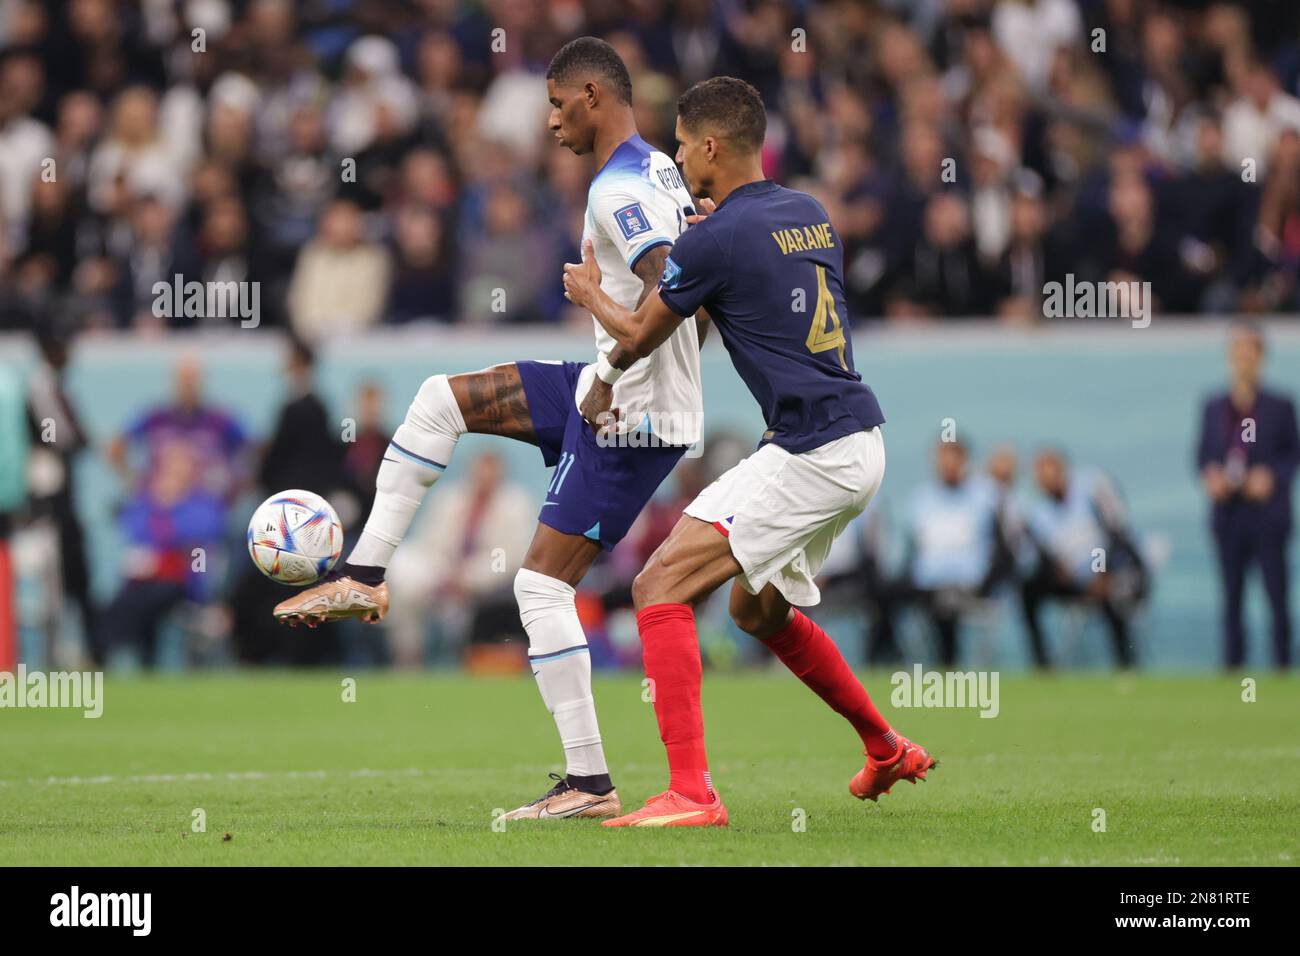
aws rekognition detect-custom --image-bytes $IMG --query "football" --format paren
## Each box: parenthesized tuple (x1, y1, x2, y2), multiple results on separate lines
(247, 490, 344, 585)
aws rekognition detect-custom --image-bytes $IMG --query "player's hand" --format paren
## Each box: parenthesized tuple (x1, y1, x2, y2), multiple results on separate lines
(563, 239, 602, 309)
(1202, 464, 1230, 502)
(685, 197, 716, 224)
(1243, 464, 1275, 502)
(579, 378, 621, 439)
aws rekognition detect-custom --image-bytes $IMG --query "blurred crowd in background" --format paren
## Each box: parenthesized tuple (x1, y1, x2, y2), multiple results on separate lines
(3, 0, 1300, 335)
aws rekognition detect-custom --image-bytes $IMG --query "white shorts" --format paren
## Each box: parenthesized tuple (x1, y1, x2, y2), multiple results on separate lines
(685, 427, 886, 606)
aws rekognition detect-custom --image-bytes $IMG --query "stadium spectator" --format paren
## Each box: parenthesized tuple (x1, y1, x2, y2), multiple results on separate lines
(104, 441, 225, 669)
(287, 197, 390, 337)
(343, 382, 390, 519)
(1238, 129, 1300, 313)
(1221, 60, 1300, 178)
(86, 85, 186, 217)
(1097, 168, 1192, 313)
(984, 441, 1031, 589)
(383, 451, 533, 668)
(461, 181, 555, 324)
(250, 104, 336, 285)
(258, 337, 349, 497)
(987, 172, 1068, 322)
(24, 326, 99, 662)
(992, 0, 1083, 94)
(1196, 323, 1299, 669)
(2, 1, 1300, 327)
(386, 203, 456, 323)
(1020, 449, 1147, 669)
(109, 192, 195, 329)
(0, 360, 27, 673)
(107, 357, 251, 503)
(1178, 117, 1253, 313)
(815, 498, 898, 666)
(881, 440, 1006, 665)
(899, 192, 993, 319)
(0, 52, 54, 250)
(230, 338, 352, 666)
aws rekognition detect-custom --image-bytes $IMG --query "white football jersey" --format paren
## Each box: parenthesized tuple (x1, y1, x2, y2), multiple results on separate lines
(579, 133, 703, 446)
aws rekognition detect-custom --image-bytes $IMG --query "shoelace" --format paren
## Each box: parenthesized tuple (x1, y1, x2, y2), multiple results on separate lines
(526, 772, 571, 806)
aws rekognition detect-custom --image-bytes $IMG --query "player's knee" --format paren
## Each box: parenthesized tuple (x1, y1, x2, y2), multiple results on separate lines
(411, 373, 448, 414)
(513, 568, 576, 634)
(407, 374, 463, 434)
(729, 588, 792, 640)
(728, 596, 767, 638)
(631, 565, 667, 612)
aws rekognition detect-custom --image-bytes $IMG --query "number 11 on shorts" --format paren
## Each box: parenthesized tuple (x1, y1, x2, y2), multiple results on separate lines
(549, 451, 576, 496)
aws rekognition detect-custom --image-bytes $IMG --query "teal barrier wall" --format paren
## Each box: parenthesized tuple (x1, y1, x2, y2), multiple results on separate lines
(2, 322, 1296, 670)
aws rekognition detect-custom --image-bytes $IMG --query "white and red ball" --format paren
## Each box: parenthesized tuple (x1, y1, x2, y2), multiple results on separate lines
(247, 489, 343, 585)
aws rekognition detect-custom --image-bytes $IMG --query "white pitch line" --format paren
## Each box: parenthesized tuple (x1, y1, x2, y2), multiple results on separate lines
(0, 767, 437, 787)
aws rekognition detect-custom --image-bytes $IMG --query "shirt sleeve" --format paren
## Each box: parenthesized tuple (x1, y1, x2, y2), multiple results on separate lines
(588, 179, 677, 272)
(657, 223, 727, 317)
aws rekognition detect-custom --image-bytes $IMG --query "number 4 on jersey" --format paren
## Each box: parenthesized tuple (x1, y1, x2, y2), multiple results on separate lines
(805, 264, 847, 370)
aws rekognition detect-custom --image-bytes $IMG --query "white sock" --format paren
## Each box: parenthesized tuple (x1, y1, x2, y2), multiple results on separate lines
(514, 568, 609, 779)
(347, 374, 465, 569)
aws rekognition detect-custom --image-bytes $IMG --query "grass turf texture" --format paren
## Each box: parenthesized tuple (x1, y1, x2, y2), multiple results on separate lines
(1, 672, 1296, 866)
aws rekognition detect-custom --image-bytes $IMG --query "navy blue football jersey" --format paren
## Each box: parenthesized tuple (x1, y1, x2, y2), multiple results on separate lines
(656, 179, 884, 453)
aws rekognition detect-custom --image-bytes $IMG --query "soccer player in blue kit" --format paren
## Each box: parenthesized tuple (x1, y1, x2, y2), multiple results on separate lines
(563, 77, 936, 827)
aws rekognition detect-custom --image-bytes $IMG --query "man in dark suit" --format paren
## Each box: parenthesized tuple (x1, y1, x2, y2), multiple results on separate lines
(230, 335, 353, 665)
(1197, 323, 1300, 669)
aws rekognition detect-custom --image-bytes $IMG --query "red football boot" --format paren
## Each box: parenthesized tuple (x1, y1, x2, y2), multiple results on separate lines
(850, 736, 937, 802)
(601, 789, 729, 828)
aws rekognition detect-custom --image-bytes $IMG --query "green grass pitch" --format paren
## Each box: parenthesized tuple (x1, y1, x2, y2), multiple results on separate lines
(1, 671, 1297, 866)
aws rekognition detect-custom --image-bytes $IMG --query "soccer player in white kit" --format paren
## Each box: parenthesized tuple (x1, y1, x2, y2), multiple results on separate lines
(274, 38, 706, 820)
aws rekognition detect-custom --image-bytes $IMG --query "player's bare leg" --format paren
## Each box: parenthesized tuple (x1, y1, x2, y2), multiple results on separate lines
(727, 581, 936, 801)
(275, 365, 534, 627)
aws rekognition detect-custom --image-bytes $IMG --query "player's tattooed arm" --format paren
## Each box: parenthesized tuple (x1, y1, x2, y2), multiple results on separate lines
(564, 240, 685, 360)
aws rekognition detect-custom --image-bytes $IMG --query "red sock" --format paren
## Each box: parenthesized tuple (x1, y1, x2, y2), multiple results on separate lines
(765, 610, 898, 760)
(637, 603, 714, 803)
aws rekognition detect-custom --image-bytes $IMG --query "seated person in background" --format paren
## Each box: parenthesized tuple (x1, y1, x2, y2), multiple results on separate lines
(984, 441, 1030, 591)
(107, 357, 251, 505)
(1020, 448, 1148, 670)
(882, 439, 1004, 666)
(383, 451, 534, 668)
(812, 497, 896, 666)
(343, 381, 390, 518)
(105, 443, 226, 668)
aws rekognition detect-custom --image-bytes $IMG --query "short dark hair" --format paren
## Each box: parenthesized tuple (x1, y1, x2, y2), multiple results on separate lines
(287, 331, 315, 369)
(1229, 317, 1266, 352)
(546, 37, 632, 105)
(677, 77, 767, 151)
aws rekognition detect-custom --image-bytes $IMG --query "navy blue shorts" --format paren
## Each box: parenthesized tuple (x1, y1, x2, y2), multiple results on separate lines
(516, 360, 686, 551)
